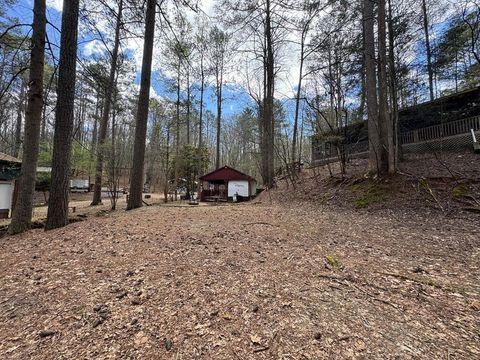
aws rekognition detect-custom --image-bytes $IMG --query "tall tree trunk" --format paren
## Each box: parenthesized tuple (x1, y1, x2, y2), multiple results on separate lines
(14, 81, 26, 158)
(109, 85, 118, 210)
(186, 69, 191, 144)
(8, 0, 46, 235)
(89, 91, 101, 183)
(164, 120, 170, 203)
(328, 43, 335, 128)
(292, 36, 304, 165)
(422, 0, 434, 101)
(92, 0, 123, 206)
(41, 91, 47, 140)
(173, 53, 180, 201)
(359, 31, 367, 122)
(126, 0, 156, 210)
(454, 37, 458, 92)
(363, 0, 381, 174)
(387, 0, 400, 169)
(378, 0, 390, 174)
(264, 0, 275, 188)
(259, 44, 267, 186)
(45, 0, 80, 230)
(298, 109, 304, 163)
(215, 63, 223, 169)
(197, 52, 205, 195)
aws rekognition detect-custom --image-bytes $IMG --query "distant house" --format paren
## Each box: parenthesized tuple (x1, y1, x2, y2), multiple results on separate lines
(0, 153, 22, 219)
(199, 166, 256, 202)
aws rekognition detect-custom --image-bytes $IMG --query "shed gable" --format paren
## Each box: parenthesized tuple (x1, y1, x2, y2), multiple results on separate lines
(200, 166, 254, 182)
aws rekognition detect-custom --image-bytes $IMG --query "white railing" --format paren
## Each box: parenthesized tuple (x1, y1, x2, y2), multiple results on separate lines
(401, 116, 480, 144)
(313, 116, 480, 162)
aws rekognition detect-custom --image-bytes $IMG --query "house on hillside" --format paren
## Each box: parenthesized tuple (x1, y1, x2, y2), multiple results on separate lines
(199, 166, 256, 202)
(0, 153, 22, 219)
(312, 86, 480, 164)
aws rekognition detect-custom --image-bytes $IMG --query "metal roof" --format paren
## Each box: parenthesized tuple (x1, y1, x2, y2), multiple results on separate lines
(0, 152, 21, 164)
(200, 166, 255, 182)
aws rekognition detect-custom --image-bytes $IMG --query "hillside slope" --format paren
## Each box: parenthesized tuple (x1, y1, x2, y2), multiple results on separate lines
(260, 151, 480, 215)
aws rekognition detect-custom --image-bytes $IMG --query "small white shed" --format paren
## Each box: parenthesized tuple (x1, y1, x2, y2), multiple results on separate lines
(0, 153, 22, 219)
(200, 166, 257, 202)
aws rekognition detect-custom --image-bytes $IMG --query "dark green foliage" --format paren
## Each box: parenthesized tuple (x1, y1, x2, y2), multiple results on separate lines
(35, 172, 51, 204)
(0, 161, 21, 181)
(174, 144, 210, 180)
(35, 172, 51, 193)
(434, 11, 480, 90)
(170, 144, 210, 198)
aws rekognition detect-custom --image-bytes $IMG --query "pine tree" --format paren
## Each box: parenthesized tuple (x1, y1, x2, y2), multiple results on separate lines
(45, 0, 80, 230)
(127, 0, 156, 210)
(8, 0, 46, 235)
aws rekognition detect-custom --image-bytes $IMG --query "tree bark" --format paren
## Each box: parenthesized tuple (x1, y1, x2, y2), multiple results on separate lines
(186, 69, 191, 145)
(109, 84, 119, 210)
(89, 92, 101, 184)
(196, 50, 205, 195)
(292, 36, 304, 165)
(8, 0, 46, 235)
(45, 0, 80, 230)
(263, 0, 275, 188)
(126, 0, 156, 210)
(173, 52, 180, 201)
(387, 0, 400, 170)
(215, 63, 223, 169)
(359, 32, 367, 122)
(378, 0, 390, 174)
(92, 0, 123, 206)
(422, 0, 435, 101)
(13, 80, 26, 158)
(164, 120, 170, 203)
(363, 0, 381, 174)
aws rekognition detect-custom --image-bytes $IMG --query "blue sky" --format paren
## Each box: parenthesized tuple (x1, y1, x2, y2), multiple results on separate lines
(9, 0, 256, 119)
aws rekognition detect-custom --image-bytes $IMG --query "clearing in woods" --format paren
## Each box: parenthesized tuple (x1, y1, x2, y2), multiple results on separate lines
(0, 201, 479, 359)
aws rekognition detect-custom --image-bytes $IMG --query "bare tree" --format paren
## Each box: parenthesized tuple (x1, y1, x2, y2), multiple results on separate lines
(291, 0, 324, 165)
(209, 26, 229, 169)
(91, 0, 124, 206)
(127, 0, 156, 210)
(422, 0, 435, 101)
(363, 0, 382, 174)
(263, 0, 275, 188)
(8, 0, 46, 235)
(378, 0, 393, 174)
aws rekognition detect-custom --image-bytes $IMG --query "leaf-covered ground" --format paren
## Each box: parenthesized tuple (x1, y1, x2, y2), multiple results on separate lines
(1, 200, 479, 359)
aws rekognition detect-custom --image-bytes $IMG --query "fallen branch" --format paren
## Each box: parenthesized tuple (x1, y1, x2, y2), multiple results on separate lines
(349, 282, 398, 309)
(378, 271, 446, 290)
(317, 273, 399, 308)
(253, 346, 269, 353)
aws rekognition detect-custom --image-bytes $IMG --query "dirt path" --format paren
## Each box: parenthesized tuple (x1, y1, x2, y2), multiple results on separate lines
(0, 203, 479, 359)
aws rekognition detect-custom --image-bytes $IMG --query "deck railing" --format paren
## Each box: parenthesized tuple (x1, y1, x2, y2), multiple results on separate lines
(312, 116, 480, 163)
(401, 116, 480, 144)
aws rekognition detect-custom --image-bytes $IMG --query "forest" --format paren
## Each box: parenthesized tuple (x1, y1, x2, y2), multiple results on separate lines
(0, 0, 479, 358)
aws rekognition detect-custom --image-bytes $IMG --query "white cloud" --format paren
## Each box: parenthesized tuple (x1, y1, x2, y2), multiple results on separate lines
(83, 39, 107, 57)
(46, 0, 63, 12)
(200, 0, 215, 15)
